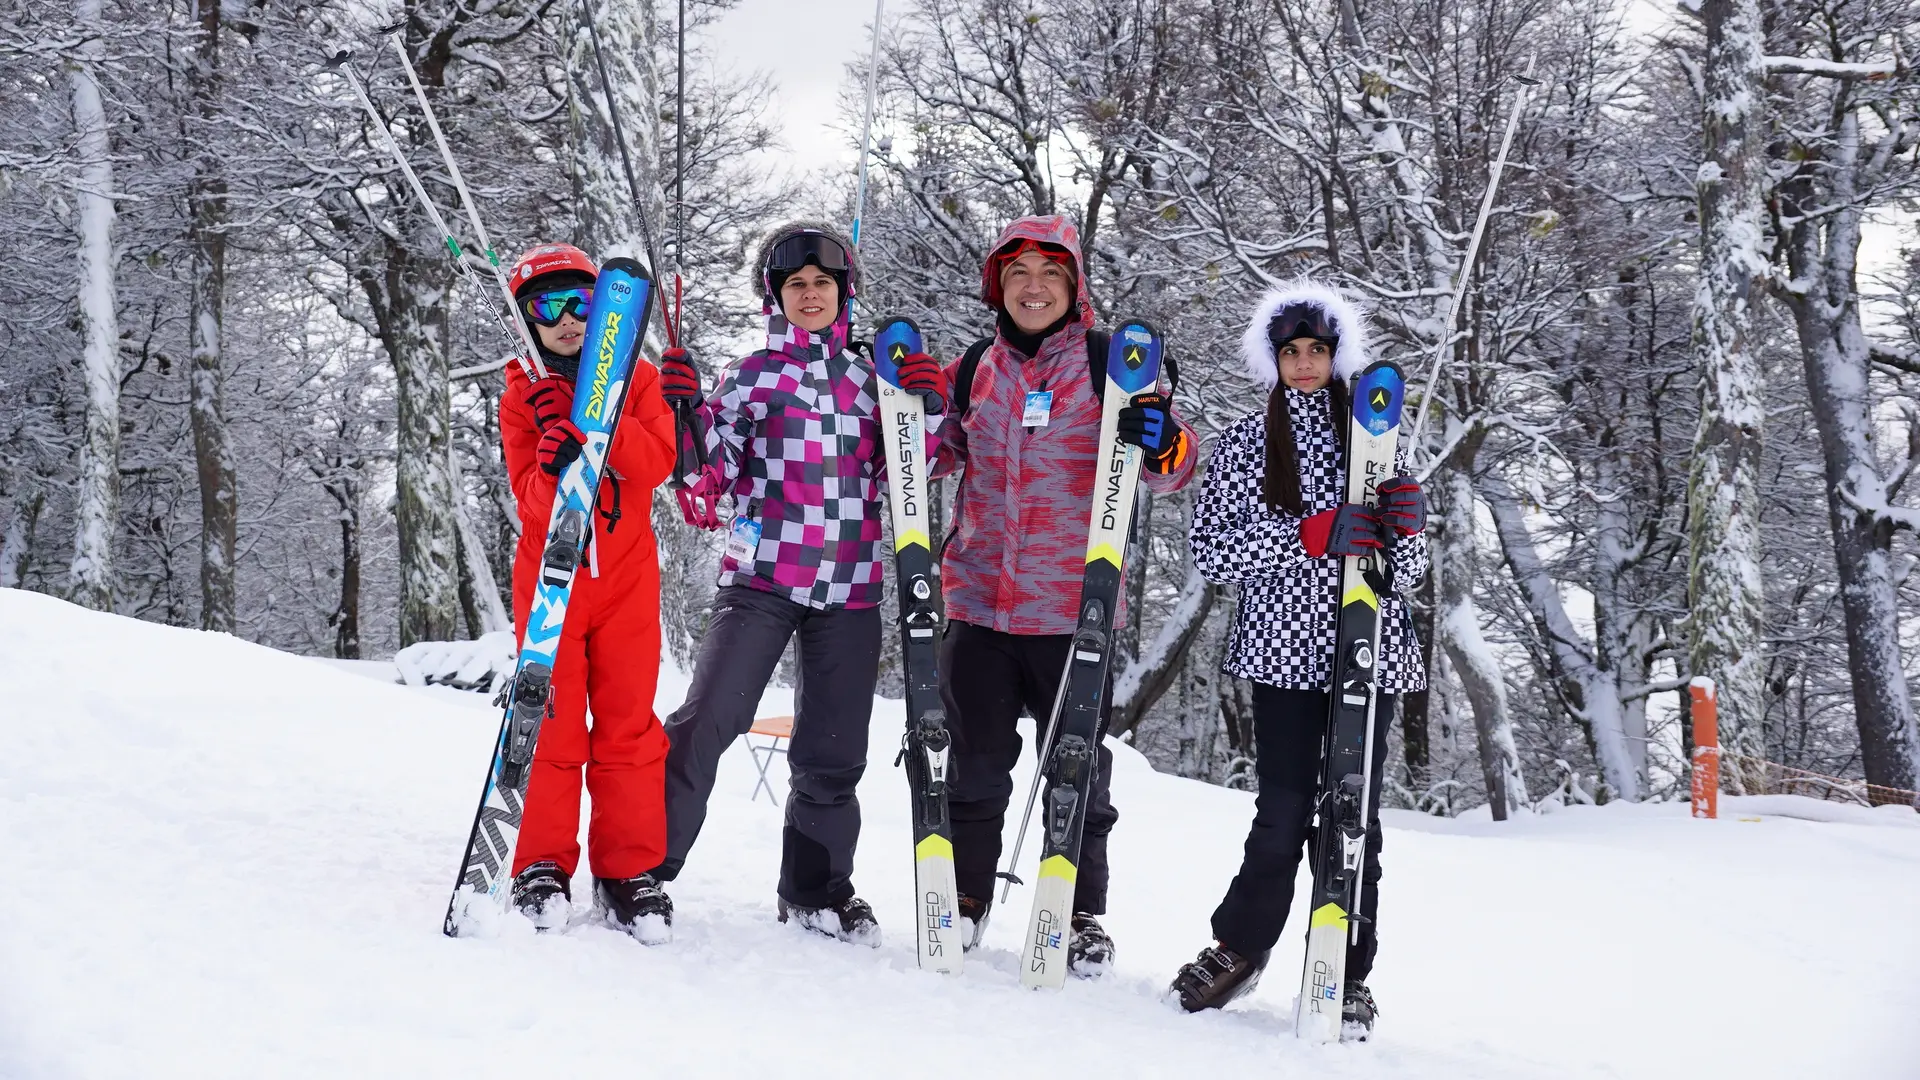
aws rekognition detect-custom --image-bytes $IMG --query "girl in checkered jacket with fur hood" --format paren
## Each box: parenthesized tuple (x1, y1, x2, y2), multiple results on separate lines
(650, 222, 948, 947)
(1168, 282, 1429, 1032)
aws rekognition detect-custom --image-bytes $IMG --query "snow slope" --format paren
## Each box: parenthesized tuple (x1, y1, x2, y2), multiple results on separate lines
(2, 588, 1916, 1080)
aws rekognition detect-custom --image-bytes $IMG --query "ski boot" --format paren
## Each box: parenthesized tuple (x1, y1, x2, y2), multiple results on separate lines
(778, 895, 882, 947)
(1342, 982, 1378, 1040)
(594, 873, 673, 945)
(1066, 912, 1114, 978)
(958, 895, 992, 951)
(511, 861, 572, 931)
(1170, 945, 1270, 1012)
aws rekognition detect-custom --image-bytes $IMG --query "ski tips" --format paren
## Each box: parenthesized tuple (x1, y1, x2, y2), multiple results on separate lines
(321, 49, 352, 71)
(376, 19, 407, 36)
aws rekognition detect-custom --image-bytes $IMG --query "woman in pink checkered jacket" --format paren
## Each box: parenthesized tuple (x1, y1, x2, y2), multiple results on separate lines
(649, 221, 946, 947)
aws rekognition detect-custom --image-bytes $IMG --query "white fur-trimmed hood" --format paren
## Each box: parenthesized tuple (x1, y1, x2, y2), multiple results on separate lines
(1239, 280, 1373, 389)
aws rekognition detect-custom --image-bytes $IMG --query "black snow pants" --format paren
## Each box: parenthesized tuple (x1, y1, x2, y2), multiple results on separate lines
(1210, 685, 1391, 982)
(657, 584, 882, 909)
(939, 619, 1120, 916)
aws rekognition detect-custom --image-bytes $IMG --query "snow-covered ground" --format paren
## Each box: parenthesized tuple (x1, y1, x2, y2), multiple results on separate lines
(2, 587, 1917, 1079)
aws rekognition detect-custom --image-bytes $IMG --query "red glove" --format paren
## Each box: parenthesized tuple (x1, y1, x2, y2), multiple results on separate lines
(1299, 504, 1383, 558)
(537, 419, 587, 477)
(1377, 475, 1427, 537)
(896, 352, 949, 414)
(659, 347, 701, 408)
(521, 377, 574, 432)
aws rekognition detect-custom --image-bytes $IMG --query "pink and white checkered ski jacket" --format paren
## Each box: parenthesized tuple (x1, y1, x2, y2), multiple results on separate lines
(933, 216, 1196, 636)
(697, 310, 942, 610)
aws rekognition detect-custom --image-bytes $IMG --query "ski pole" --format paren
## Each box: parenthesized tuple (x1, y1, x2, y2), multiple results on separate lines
(577, 0, 664, 277)
(996, 659, 1074, 903)
(383, 32, 546, 378)
(850, 0, 885, 249)
(1405, 55, 1537, 449)
(323, 50, 544, 381)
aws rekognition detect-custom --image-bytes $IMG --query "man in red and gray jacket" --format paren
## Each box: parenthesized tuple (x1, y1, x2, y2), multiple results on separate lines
(932, 215, 1196, 975)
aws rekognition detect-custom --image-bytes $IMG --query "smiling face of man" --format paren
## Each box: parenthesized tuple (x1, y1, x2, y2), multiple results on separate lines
(999, 251, 1074, 334)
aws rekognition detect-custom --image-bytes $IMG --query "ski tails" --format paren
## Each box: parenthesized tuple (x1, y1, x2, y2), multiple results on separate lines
(1020, 321, 1162, 990)
(873, 318, 960, 974)
(1295, 358, 1404, 1038)
(444, 259, 656, 937)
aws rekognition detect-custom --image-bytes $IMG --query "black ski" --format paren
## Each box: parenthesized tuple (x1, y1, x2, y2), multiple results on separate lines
(1294, 358, 1405, 1038)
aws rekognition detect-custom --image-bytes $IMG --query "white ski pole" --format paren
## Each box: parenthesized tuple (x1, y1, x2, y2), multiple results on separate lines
(385, 33, 546, 379)
(324, 50, 544, 380)
(1405, 55, 1537, 449)
(850, 0, 885, 249)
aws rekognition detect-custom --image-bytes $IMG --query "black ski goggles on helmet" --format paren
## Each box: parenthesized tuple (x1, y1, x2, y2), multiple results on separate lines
(766, 231, 852, 277)
(522, 286, 593, 327)
(1267, 302, 1339, 350)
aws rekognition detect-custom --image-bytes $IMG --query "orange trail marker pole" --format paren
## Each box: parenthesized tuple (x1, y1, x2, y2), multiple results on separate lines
(1690, 678, 1719, 819)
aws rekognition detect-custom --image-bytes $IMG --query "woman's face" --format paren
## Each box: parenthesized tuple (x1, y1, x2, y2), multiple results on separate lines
(1000, 252, 1074, 333)
(778, 267, 841, 333)
(535, 312, 587, 358)
(1278, 337, 1333, 392)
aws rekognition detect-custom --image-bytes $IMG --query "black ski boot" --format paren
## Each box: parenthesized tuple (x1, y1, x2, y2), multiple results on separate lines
(1066, 912, 1114, 978)
(1342, 982, 1378, 1040)
(1170, 945, 1269, 1012)
(778, 895, 882, 947)
(512, 861, 572, 931)
(594, 873, 673, 945)
(957, 895, 992, 952)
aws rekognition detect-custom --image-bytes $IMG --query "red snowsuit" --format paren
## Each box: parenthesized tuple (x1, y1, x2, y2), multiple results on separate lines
(501, 359, 676, 881)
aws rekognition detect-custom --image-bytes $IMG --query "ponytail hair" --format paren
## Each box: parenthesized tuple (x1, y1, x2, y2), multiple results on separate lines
(1263, 381, 1347, 516)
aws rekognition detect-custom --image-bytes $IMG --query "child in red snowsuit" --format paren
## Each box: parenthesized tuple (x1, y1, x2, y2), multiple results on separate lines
(498, 243, 678, 941)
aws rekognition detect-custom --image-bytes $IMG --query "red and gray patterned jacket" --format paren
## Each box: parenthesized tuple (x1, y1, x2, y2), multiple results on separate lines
(933, 216, 1197, 635)
(696, 308, 943, 610)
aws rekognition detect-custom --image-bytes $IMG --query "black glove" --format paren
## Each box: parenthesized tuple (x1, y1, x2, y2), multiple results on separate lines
(1300, 503, 1384, 559)
(1377, 475, 1427, 537)
(1117, 392, 1189, 473)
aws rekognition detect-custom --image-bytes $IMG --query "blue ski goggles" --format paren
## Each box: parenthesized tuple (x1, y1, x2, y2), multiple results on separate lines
(522, 286, 594, 327)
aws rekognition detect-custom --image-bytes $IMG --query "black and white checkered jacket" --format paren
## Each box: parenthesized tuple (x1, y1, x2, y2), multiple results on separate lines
(1189, 390, 1429, 692)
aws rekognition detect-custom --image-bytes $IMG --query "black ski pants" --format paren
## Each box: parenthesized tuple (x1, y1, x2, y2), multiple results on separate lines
(657, 585, 882, 910)
(940, 619, 1119, 916)
(1211, 685, 1391, 982)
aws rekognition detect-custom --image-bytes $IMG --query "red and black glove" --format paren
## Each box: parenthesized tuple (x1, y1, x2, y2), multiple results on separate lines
(521, 377, 574, 432)
(1299, 503, 1383, 558)
(659, 347, 702, 409)
(895, 352, 950, 414)
(537, 419, 587, 477)
(1377, 475, 1427, 538)
(1118, 392, 1190, 475)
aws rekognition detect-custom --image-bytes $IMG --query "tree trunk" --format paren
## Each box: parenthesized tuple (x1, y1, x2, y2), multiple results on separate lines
(1784, 255, 1920, 798)
(1109, 569, 1216, 737)
(368, 256, 460, 646)
(1401, 568, 1436, 783)
(1687, 0, 1770, 774)
(187, 0, 237, 634)
(569, 0, 668, 267)
(68, 0, 121, 612)
(1433, 463, 1527, 818)
(1, 491, 43, 589)
(329, 482, 362, 660)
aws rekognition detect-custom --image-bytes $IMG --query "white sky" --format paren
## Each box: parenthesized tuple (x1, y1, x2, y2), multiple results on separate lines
(710, 0, 885, 186)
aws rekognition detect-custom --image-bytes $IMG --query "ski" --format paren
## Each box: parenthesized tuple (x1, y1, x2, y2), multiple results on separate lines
(1294, 358, 1405, 1040)
(873, 317, 961, 974)
(443, 258, 656, 937)
(1018, 320, 1163, 990)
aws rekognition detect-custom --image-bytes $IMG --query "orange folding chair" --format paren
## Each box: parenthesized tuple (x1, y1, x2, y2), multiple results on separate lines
(742, 714, 794, 806)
